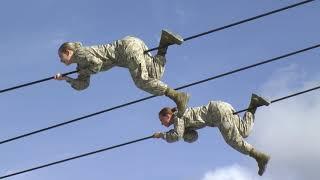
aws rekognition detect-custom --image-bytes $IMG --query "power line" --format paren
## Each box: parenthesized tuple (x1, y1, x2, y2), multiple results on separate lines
(145, 0, 315, 53)
(1, 43, 319, 145)
(1, 84, 320, 179)
(0, 0, 314, 95)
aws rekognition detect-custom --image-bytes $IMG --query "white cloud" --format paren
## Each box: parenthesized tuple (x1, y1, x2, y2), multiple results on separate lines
(202, 164, 267, 180)
(250, 64, 320, 180)
(201, 64, 320, 180)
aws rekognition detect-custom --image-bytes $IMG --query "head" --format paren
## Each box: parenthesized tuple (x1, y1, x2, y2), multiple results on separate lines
(158, 107, 177, 127)
(58, 42, 82, 65)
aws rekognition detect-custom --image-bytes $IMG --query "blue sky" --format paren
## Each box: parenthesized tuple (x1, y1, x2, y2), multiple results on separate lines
(0, 0, 319, 179)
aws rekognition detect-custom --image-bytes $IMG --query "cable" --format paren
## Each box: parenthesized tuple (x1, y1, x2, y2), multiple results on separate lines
(145, 0, 315, 53)
(0, 0, 314, 95)
(0, 135, 154, 179)
(1, 43, 319, 145)
(234, 84, 320, 114)
(0, 71, 78, 94)
(1, 84, 320, 179)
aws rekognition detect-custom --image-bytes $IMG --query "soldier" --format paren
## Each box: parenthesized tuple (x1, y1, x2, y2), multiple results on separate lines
(153, 94, 271, 176)
(54, 30, 189, 117)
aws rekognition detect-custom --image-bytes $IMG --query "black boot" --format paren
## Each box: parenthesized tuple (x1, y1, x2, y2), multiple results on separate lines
(249, 148, 270, 176)
(248, 93, 270, 114)
(157, 29, 184, 56)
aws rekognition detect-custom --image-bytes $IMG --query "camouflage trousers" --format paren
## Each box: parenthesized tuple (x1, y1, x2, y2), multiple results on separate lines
(207, 101, 254, 155)
(116, 36, 168, 96)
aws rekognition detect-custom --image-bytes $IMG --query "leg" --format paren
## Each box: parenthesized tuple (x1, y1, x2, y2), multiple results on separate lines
(124, 37, 189, 117)
(129, 59, 168, 96)
(236, 112, 254, 138)
(148, 55, 166, 80)
(129, 61, 189, 117)
(237, 93, 270, 138)
(212, 104, 270, 176)
(217, 114, 254, 155)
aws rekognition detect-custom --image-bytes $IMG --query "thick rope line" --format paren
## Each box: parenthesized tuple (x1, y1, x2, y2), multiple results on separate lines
(145, 0, 315, 53)
(1, 85, 320, 179)
(234, 84, 320, 114)
(0, 0, 314, 95)
(1, 43, 319, 145)
(0, 135, 154, 179)
(0, 71, 78, 94)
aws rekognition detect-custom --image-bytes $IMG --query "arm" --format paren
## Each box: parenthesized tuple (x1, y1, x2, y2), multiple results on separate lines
(65, 71, 90, 91)
(63, 48, 104, 91)
(160, 117, 185, 143)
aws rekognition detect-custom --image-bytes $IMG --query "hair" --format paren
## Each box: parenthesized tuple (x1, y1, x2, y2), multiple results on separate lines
(58, 42, 83, 53)
(158, 107, 178, 116)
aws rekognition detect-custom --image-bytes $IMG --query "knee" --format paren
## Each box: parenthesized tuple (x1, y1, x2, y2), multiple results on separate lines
(241, 131, 250, 138)
(133, 79, 147, 90)
(154, 55, 166, 66)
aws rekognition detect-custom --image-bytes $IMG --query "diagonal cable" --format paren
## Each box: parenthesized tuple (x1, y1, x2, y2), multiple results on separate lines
(1, 43, 319, 145)
(1, 83, 320, 179)
(0, 0, 314, 95)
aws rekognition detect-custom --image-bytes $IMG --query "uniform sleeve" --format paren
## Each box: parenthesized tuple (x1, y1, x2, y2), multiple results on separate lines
(76, 48, 104, 74)
(65, 71, 90, 91)
(161, 117, 185, 143)
(86, 53, 103, 74)
(65, 48, 104, 91)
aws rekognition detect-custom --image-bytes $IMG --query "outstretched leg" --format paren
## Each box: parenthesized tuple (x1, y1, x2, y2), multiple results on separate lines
(238, 93, 270, 138)
(209, 101, 270, 176)
(124, 36, 189, 117)
(217, 114, 270, 176)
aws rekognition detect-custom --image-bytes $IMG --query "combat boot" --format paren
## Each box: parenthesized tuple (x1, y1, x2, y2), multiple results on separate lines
(165, 88, 190, 118)
(248, 93, 270, 114)
(157, 29, 184, 56)
(249, 148, 270, 176)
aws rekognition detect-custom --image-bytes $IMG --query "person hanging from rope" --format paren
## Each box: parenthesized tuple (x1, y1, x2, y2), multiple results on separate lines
(54, 30, 189, 117)
(153, 94, 271, 176)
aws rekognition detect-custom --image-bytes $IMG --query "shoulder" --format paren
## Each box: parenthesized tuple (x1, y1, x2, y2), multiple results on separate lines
(72, 47, 98, 63)
(74, 47, 93, 57)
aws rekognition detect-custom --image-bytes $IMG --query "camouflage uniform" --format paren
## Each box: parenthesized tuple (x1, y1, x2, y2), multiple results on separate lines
(65, 36, 168, 95)
(160, 101, 255, 155)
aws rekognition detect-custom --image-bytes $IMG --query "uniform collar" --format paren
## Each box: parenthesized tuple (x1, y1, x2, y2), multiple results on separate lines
(70, 52, 78, 64)
(70, 48, 82, 64)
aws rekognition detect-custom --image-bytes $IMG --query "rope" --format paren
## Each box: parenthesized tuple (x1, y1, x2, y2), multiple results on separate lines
(0, 71, 78, 94)
(1, 43, 319, 145)
(0, 0, 314, 95)
(145, 0, 315, 53)
(0, 135, 154, 179)
(234, 84, 320, 114)
(1, 84, 320, 179)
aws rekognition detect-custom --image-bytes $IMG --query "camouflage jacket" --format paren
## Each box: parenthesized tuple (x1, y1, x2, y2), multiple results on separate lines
(65, 43, 117, 90)
(65, 36, 161, 91)
(160, 105, 214, 143)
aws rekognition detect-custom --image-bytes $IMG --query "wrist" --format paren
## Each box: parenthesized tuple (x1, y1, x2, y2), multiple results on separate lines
(64, 76, 73, 83)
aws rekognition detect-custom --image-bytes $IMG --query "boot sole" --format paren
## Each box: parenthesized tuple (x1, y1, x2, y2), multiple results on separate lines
(162, 30, 184, 45)
(252, 94, 271, 106)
